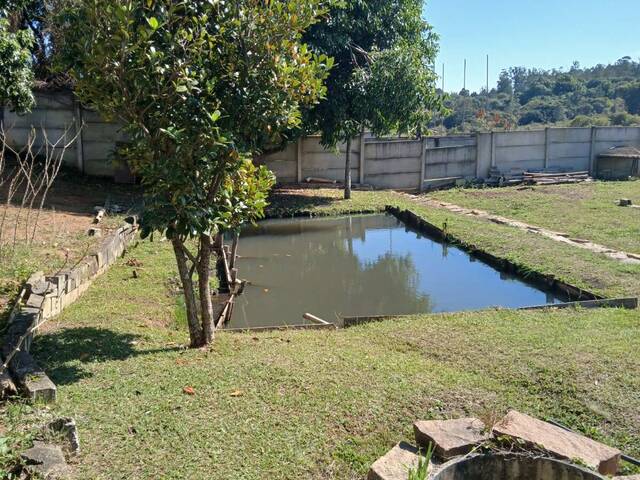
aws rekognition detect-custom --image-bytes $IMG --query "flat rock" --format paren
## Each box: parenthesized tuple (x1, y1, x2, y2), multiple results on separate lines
(367, 442, 423, 480)
(493, 410, 621, 475)
(21, 441, 68, 478)
(414, 417, 489, 459)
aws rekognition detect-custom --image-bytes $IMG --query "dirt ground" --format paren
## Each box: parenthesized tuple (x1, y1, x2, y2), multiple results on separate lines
(0, 169, 141, 316)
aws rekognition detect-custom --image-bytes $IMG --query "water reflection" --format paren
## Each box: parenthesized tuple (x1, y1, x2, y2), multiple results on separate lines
(229, 214, 567, 329)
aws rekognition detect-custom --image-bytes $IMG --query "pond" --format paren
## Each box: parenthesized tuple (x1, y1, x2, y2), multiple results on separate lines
(228, 214, 568, 329)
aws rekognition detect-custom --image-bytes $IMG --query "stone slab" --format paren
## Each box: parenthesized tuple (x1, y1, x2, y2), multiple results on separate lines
(367, 442, 423, 480)
(10, 351, 57, 403)
(414, 418, 489, 459)
(21, 441, 68, 478)
(492, 410, 621, 475)
(0, 369, 17, 398)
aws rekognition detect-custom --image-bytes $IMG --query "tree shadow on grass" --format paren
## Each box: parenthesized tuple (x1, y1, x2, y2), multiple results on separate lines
(30, 327, 182, 386)
(266, 191, 342, 217)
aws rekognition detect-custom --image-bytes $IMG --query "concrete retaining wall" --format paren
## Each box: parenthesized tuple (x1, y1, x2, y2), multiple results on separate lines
(0, 223, 138, 402)
(3, 92, 640, 189)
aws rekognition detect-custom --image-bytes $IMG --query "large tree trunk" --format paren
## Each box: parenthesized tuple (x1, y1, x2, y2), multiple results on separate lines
(172, 238, 205, 348)
(197, 234, 216, 344)
(344, 137, 352, 200)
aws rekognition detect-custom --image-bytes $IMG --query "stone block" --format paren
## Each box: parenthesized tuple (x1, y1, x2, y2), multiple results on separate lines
(367, 442, 423, 480)
(414, 418, 489, 459)
(21, 441, 68, 478)
(29, 279, 50, 296)
(492, 410, 621, 475)
(0, 369, 17, 398)
(10, 351, 57, 403)
(26, 294, 46, 310)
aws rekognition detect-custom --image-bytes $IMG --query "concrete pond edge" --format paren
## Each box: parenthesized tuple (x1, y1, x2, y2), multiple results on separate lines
(1, 221, 139, 402)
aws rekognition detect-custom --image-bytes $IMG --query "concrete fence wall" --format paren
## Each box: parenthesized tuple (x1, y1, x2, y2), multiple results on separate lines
(1, 91, 126, 178)
(3, 92, 640, 190)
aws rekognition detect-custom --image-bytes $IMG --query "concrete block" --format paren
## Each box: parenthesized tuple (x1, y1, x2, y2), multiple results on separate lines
(492, 410, 620, 475)
(10, 351, 57, 403)
(0, 369, 17, 398)
(21, 441, 68, 477)
(367, 442, 423, 480)
(414, 418, 489, 459)
(26, 294, 46, 310)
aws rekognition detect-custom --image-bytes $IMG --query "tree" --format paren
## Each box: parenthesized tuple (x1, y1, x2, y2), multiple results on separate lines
(0, 17, 34, 113)
(302, 0, 441, 199)
(57, 0, 333, 347)
(496, 70, 513, 96)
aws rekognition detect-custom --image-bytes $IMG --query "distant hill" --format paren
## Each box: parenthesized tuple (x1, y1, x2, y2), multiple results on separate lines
(433, 57, 640, 133)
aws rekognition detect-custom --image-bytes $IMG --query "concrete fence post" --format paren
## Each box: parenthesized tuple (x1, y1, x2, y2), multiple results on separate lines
(475, 133, 481, 178)
(544, 127, 550, 169)
(490, 131, 496, 168)
(589, 127, 597, 176)
(296, 138, 303, 183)
(74, 100, 85, 174)
(419, 137, 427, 192)
(358, 130, 366, 185)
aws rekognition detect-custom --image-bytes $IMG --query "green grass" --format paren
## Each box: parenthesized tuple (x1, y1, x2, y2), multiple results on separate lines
(9, 238, 639, 479)
(428, 180, 640, 254)
(4, 185, 640, 479)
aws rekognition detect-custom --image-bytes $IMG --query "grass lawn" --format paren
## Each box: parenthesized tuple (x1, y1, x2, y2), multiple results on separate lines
(3, 184, 639, 479)
(7, 238, 639, 479)
(428, 180, 640, 254)
(0, 173, 141, 322)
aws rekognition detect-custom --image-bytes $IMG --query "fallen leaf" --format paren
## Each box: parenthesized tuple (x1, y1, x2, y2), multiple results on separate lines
(230, 390, 244, 397)
(183, 386, 196, 395)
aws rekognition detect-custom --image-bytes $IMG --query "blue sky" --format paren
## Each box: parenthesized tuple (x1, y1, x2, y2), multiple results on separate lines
(425, 0, 640, 93)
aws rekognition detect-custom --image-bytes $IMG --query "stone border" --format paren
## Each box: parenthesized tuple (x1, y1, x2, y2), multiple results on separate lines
(1, 223, 138, 402)
(342, 297, 638, 329)
(386, 206, 602, 301)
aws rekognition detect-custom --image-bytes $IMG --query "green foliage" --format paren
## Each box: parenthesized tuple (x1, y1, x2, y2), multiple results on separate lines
(0, 18, 34, 113)
(1, 0, 59, 81)
(439, 57, 640, 132)
(352, 42, 442, 137)
(57, 0, 330, 239)
(407, 443, 434, 480)
(303, 0, 442, 146)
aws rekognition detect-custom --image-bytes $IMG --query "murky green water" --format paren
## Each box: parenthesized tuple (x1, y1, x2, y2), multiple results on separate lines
(228, 214, 567, 329)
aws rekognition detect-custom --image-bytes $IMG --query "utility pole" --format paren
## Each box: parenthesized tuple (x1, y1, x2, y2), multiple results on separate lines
(462, 59, 467, 128)
(463, 59, 467, 91)
(486, 55, 489, 93)
(486, 54, 490, 112)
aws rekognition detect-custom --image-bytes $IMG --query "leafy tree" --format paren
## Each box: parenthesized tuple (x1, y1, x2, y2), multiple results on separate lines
(617, 81, 640, 114)
(439, 57, 640, 132)
(0, 18, 34, 113)
(496, 70, 513, 96)
(303, 0, 441, 198)
(57, 0, 333, 347)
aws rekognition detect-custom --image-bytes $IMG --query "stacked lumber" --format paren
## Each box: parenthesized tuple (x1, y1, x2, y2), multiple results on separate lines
(523, 170, 591, 185)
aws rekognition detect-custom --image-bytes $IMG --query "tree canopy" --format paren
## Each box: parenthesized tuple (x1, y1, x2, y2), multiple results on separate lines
(439, 57, 640, 133)
(301, 0, 442, 197)
(0, 16, 35, 113)
(57, 0, 333, 347)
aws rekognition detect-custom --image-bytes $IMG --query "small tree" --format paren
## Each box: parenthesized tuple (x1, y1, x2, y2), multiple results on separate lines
(58, 0, 332, 347)
(303, 0, 442, 198)
(0, 16, 35, 113)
